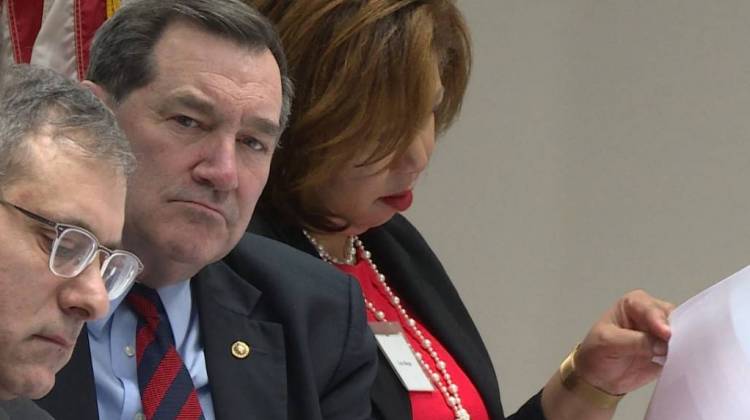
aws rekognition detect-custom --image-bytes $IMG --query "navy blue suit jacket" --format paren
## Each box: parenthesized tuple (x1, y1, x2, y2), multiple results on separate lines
(36, 233, 378, 420)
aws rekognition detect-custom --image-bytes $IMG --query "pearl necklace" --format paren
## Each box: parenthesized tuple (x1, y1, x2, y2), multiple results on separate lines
(304, 230, 471, 420)
(302, 229, 356, 265)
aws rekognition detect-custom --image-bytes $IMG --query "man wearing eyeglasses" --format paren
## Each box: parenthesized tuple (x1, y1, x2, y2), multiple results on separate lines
(0, 65, 141, 419)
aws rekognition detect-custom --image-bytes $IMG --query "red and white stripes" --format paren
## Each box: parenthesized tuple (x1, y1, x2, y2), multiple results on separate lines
(1, 0, 121, 80)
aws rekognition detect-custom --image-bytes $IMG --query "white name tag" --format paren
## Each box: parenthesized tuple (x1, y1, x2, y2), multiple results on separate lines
(370, 322, 434, 392)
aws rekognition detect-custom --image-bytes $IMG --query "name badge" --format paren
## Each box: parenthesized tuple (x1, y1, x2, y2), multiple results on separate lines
(370, 322, 434, 392)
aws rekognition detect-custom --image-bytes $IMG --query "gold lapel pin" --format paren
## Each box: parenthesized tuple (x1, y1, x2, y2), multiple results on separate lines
(231, 340, 251, 359)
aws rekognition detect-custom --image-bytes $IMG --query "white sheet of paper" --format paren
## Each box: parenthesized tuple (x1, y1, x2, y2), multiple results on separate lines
(370, 322, 434, 392)
(645, 265, 750, 420)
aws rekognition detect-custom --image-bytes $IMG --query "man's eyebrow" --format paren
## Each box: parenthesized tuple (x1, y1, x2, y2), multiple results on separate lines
(163, 90, 282, 138)
(160, 91, 217, 117)
(244, 115, 282, 139)
(52, 216, 122, 249)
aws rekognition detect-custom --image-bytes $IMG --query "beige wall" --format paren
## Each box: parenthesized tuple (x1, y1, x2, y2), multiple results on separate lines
(407, 1, 750, 418)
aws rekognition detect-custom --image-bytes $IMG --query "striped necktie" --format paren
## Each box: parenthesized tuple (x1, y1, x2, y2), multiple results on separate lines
(126, 284, 204, 420)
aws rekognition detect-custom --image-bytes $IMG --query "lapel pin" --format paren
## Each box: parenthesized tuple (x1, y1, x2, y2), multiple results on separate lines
(231, 340, 251, 359)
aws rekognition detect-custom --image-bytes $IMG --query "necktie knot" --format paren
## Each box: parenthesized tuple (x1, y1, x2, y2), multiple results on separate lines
(126, 283, 165, 323)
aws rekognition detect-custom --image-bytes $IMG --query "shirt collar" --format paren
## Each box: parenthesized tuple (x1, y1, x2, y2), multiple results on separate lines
(87, 279, 193, 339)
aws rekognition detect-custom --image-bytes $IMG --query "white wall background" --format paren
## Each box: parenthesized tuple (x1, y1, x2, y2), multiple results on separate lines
(407, 1, 750, 419)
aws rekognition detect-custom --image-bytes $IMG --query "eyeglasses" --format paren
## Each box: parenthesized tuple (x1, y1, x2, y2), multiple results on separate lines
(0, 199, 143, 299)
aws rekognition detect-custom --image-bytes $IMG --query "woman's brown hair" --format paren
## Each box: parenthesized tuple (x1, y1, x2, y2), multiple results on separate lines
(249, 0, 472, 231)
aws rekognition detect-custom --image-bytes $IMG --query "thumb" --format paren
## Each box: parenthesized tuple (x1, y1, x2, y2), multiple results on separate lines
(587, 326, 668, 358)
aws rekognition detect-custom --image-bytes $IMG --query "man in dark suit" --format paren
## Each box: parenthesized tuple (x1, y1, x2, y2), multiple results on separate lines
(0, 65, 138, 418)
(35, 1, 377, 419)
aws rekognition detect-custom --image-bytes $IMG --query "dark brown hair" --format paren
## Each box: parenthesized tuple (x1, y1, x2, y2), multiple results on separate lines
(251, 0, 471, 231)
(88, 0, 294, 129)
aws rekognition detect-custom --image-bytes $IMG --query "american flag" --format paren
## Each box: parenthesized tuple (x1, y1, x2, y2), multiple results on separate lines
(1, 0, 123, 80)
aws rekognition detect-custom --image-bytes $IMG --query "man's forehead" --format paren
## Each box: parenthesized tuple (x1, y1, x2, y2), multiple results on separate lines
(143, 41, 283, 129)
(7, 186, 125, 249)
(6, 145, 126, 247)
(150, 53, 281, 101)
(152, 21, 274, 71)
(146, 22, 281, 88)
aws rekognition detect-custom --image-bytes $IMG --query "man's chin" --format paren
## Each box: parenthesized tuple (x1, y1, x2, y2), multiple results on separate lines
(3, 369, 56, 400)
(25, 381, 54, 400)
(161, 235, 232, 270)
(130, 221, 242, 285)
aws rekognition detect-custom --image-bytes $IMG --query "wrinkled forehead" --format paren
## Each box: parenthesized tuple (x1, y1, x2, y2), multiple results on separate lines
(151, 22, 280, 88)
(139, 36, 283, 137)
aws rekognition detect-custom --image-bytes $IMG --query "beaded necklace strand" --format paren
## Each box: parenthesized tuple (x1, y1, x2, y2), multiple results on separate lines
(303, 230, 471, 420)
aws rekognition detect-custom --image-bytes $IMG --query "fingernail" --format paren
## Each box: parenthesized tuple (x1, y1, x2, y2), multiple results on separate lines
(652, 341, 667, 356)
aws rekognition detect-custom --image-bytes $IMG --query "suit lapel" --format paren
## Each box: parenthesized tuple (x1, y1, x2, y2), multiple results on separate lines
(193, 262, 288, 420)
(35, 326, 99, 420)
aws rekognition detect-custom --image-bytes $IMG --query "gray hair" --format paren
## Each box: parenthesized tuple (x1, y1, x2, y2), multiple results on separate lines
(0, 39, 5, 92)
(87, 0, 294, 130)
(0, 64, 135, 189)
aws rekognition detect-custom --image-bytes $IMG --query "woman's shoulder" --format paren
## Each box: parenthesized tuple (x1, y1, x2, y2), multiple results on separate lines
(365, 213, 433, 254)
(380, 213, 420, 234)
(247, 208, 284, 238)
(248, 209, 309, 247)
(368, 213, 422, 241)
(361, 214, 449, 281)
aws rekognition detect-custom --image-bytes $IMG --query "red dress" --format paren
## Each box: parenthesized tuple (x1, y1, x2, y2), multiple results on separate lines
(335, 249, 490, 420)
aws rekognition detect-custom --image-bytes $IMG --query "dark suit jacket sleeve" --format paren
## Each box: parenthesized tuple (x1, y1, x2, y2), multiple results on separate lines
(319, 273, 378, 420)
(507, 391, 545, 420)
(0, 399, 54, 420)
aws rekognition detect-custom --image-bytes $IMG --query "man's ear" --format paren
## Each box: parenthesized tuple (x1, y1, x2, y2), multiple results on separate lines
(81, 80, 115, 109)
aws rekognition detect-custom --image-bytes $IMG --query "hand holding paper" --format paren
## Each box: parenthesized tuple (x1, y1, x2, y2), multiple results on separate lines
(576, 290, 673, 396)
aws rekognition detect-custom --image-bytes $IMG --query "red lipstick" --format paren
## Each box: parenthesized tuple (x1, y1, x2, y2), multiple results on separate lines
(381, 190, 414, 212)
